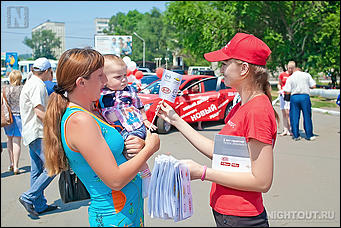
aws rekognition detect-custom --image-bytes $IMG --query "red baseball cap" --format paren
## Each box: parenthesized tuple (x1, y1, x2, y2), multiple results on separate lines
(204, 33, 271, 66)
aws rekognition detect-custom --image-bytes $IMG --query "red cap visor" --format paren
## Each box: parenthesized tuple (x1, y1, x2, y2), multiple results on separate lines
(204, 49, 231, 62)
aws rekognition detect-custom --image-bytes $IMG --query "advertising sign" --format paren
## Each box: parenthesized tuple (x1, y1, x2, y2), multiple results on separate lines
(5, 52, 18, 74)
(94, 35, 132, 56)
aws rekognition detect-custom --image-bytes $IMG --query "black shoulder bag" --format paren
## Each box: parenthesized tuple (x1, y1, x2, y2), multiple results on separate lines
(58, 167, 90, 204)
(284, 93, 291, 102)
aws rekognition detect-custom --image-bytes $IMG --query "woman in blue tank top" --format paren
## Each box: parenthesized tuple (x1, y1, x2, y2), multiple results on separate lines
(42, 48, 160, 227)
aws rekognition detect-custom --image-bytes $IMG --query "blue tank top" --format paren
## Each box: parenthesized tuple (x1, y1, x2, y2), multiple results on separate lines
(61, 105, 144, 227)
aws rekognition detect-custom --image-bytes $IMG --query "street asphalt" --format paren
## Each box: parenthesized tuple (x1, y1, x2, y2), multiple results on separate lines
(1, 106, 340, 227)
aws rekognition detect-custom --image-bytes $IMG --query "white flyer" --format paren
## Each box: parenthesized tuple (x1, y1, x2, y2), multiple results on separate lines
(148, 155, 193, 222)
(212, 134, 251, 172)
(158, 69, 183, 103)
(178, 163, 193, 220)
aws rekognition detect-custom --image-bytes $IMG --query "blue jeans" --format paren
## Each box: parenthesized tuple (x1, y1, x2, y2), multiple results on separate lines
(20, 138, 55, 213)
(289, 94, 314, 139)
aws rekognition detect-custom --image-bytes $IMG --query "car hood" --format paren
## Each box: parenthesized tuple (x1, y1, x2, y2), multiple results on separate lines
(138, 93, 161, 104)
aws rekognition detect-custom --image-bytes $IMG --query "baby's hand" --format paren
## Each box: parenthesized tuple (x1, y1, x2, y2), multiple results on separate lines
(144, 120, 158, 132)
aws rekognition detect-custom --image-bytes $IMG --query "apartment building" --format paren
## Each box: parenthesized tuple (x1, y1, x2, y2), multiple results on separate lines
(32, 20, 65, 58)
(95, 18, 110, 34)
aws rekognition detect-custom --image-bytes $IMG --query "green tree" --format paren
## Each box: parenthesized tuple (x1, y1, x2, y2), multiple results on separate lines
(106, 7, 173, 67)
(164, 1, 340, 78)
(23, 29, 61, 60)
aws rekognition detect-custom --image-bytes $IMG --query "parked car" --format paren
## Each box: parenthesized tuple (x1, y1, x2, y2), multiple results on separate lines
(131, 73, 159, 92)
(171, 69, 185, 75)
(138, 75, 238, 133)
(198, 70, 216, 76)
(187, 66, 212, 75)
(137, 67, 152, 73)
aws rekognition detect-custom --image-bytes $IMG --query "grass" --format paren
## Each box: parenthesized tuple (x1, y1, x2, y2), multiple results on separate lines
(270, 86, 339, 109)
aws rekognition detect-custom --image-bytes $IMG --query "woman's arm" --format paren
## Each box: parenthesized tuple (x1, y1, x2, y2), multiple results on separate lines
(182, 138, 274, 193)
(158, 101, 214, 159)
(66, 111, 160, 191)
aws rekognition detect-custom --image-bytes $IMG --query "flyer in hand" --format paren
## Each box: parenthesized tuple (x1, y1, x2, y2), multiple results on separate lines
(212, 134, 251, 172)
(148, 154, 193, 222)
(158, 69, 183, 103)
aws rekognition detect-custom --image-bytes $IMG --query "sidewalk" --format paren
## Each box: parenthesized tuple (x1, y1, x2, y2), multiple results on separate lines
(1, 106, 340, 227)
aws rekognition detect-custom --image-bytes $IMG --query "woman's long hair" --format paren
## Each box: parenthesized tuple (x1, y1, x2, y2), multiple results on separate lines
(235, 59, 279, 123)
(43, 48, 104, 176)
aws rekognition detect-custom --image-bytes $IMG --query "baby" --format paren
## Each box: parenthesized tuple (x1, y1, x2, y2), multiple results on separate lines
(97, 54, 157, 198)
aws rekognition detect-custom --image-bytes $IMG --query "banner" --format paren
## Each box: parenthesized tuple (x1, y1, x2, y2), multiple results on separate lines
(94, 35, 132, 56)
(5, 52, 18, 74)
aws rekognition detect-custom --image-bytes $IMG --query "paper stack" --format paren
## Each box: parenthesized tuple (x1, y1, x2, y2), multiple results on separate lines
(148, 154, 193, 222)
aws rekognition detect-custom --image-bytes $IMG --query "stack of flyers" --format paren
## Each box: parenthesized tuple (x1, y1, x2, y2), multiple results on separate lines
(148, 154, 193, 222)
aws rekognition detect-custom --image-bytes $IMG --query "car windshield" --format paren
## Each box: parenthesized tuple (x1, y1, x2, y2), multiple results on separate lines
(140, 80, 161, 94)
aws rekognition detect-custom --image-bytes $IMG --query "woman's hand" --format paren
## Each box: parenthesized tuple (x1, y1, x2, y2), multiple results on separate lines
(180, 159, 205, 180)
(157, 101, 181, 125)
(124, 135, 145, 158)
(144, 130, 160, 156)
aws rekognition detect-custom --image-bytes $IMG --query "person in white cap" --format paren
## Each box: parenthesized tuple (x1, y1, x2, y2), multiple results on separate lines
(18, 57, 58, 218)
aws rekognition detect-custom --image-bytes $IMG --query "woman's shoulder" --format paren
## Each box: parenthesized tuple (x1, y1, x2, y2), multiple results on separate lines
(247, 95, 273, 114)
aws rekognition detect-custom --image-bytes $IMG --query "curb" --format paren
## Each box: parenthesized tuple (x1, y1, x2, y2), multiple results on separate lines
(312, 107, 340, 116)
(273, 102, 340, 116)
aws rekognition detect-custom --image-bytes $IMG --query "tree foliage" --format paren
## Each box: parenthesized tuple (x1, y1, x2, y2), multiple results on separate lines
(104, 1, 339, 77)
(164, 1, 340, 78)
(106, 7, 172, 65)
(23, 29, 61, 60)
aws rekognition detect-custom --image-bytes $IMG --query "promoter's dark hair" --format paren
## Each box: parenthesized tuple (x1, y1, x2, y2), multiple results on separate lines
(43, 48, 104, 176)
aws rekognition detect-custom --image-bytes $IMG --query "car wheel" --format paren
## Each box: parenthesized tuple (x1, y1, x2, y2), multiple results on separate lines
(222, 102, 233, 122)
(156, 117, 172, 134)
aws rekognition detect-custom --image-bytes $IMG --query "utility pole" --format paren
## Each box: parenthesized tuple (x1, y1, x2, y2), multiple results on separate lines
(133, 32, 145, 67)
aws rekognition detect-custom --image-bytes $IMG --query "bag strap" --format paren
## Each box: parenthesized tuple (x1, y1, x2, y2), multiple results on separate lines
(2, 87, 9, 104)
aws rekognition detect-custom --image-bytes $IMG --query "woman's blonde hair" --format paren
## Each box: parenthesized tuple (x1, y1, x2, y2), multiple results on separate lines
(234, 59, 279, 123)
(9, 70, 22, 86)
(43, 48, 104, 176)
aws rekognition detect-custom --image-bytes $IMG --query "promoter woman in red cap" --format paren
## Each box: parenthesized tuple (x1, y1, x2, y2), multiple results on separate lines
(157, 33, 279, 227)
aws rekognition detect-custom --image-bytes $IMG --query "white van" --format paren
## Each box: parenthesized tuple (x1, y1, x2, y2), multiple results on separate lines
(188, 66, 212, 75)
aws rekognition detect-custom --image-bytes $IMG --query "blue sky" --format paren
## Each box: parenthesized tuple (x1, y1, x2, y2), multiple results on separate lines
(1, 1, 168, 55)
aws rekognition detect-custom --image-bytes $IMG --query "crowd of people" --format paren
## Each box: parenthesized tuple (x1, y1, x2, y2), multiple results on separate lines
(0, 31, 331, 227)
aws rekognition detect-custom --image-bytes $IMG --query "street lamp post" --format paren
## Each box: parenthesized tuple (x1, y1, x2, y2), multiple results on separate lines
(133, 32, 145, 67)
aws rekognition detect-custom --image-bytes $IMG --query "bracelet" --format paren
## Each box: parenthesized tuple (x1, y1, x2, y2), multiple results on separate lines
(201, 165, 207, 181)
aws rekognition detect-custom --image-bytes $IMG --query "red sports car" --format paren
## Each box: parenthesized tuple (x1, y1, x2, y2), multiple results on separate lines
(138, 75, 238, 133)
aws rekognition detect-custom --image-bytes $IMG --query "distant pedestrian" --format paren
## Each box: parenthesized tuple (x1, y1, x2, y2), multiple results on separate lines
(44, 69, 56, 96)
(283, 68, 316, 141)
(278, 61, 295, 136)
(18, 57, 58, 218)
(3, 70, 23, 175)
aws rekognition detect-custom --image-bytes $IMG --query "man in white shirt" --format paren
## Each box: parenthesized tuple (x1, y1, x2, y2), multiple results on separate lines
(18, 57, 57, 218)
(283, 68, 316, 141)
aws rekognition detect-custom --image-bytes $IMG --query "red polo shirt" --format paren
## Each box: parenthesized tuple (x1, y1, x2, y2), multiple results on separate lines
(210, 94, 277, 216)
(279, 71, 291, 89)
